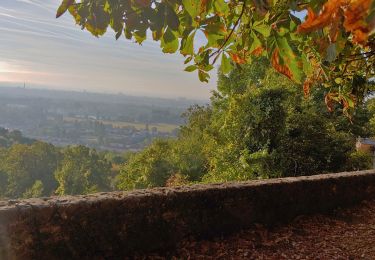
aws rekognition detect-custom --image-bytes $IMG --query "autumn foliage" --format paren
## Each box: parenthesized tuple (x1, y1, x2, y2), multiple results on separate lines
(298, 0, 374, 45)
(56, 0, 375, 111)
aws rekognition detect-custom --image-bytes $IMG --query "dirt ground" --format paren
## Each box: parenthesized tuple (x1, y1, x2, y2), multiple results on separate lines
(135, 200, 375, 259)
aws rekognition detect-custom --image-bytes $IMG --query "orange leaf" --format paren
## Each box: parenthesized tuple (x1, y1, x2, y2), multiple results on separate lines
(325, 93, 337, 112)
(297, 1, 343, 34)
(251, 46, 263, 56)
(200, 0, 210, 14)
(298, 0, 374, 45)
(303, 79, 312, 97)
(343, 0, 373, 44)
(271, 48, 292, 80)
(229, 52, 246, 64)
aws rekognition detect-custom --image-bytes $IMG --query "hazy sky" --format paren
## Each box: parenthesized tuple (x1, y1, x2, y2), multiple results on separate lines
(0, 0, 216, 99)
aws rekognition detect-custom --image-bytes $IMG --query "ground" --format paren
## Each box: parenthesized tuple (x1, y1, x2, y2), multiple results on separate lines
(135, 200, 375, 259)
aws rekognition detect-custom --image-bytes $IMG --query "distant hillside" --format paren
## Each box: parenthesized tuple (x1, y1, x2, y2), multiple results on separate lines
(0, 127, 35, 148)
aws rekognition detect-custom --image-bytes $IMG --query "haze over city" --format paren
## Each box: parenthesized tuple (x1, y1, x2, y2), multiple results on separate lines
(0, 0, 216, 99)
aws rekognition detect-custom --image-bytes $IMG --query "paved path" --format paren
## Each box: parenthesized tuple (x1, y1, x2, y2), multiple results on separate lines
(136, 200, 375, 259)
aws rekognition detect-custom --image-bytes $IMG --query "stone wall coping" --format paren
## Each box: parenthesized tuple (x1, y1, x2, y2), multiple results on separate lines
(1, 170, 373, 210)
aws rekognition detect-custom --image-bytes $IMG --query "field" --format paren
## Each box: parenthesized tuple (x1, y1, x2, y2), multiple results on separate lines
(64, 117, 179, 133)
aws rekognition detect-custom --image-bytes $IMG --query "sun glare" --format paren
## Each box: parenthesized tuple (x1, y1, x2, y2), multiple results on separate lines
(0, 61, 9, 73)
(0, 61, 22, 82)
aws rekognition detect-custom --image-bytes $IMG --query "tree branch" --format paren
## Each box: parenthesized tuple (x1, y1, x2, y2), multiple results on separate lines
(209, 0, 247, 62)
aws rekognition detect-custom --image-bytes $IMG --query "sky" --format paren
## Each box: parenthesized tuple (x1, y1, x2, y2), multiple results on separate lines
(0, 0, 216, 99)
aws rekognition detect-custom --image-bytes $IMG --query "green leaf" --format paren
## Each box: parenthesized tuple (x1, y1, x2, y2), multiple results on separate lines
(326, 43, 337, 62)
(213, 0, 229, 16)
(274, 35, 303, 83)
(134, 30, 147, 44)
(221, 53, 232, 74)
(185, 65, 197, 72)
(182, 0, 200, 18)
(253, 21, 271, 37)
(56, 0, 75, 18)
(301, 53, 313, 76)
(165, 5, 180, 31)
(249, 33, 262, 53)
(198, 70, 210, 82)
(204, 23, 226, 48)
(161, 28, 179, 53)
(335, 77, 343, 84)
(115, 29, 122, 40)
(184, 56, 193, 64)
(181, 31, 196, 55)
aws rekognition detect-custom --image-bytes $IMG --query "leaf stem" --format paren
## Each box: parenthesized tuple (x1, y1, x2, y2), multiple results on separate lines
(209, 0, 247, 62)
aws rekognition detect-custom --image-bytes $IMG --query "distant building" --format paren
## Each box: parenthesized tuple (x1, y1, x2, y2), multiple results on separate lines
(356, 137, 375, 168)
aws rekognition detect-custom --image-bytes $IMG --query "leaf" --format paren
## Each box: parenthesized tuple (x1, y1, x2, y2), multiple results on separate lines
(251, 47, 264, 56)
(221, 53, 232, 74)
(297, 2, 341, 34)
(253, 21, 271, 37)
(249, 33, 263, 56)
(166, 5, 180, 31)
(134, 30, 147, 44)
(182, 0, 200, 18)
(343, 0, 373, 44)
(185, 65, 197, 72)
(229, 52, 246, 64)
(200, 0, 212, 15)
(325, 43, 337, 62)
(115, 29, 122, 40)
(271, 48, 293, 80)
(56, 0, 75, 18)
(181, 31, 196, 55)
(161, 28, 179, 53)
(303, 78, 312, 97)
(184, 56, 193, 64)
(203, 23, 226, 47)
(325, 92, 337, 112)
(198, 70, 210, 82)
(213, 0, 229, 16)
(274, 36, 302, 83)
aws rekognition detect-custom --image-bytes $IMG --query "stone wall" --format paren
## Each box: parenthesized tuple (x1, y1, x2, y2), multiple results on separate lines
(1, 170, 375, 259)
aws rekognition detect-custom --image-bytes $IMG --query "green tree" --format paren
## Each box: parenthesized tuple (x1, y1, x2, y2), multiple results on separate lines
(116, 59, 373, 190)
(275, 105, 354, 176)
(55, 146, 111, 195)
(116, 139, 176, 190)
(0, 170, 7, 199)
(203, 63, 294, 181)
(173, 105, 212, 181)
(22, 180, 44, 199)
(0, 142, 60, 198)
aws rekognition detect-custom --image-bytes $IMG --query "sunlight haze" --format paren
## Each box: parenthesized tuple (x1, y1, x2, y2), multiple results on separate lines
(0, 0, 216, 99)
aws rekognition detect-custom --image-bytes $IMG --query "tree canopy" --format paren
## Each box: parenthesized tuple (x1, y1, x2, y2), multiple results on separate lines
(57, 0, 375, 111)
(114, 59, 374, 189)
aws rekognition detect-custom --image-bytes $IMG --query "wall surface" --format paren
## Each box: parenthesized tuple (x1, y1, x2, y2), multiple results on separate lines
(1, 170, 375, 259)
